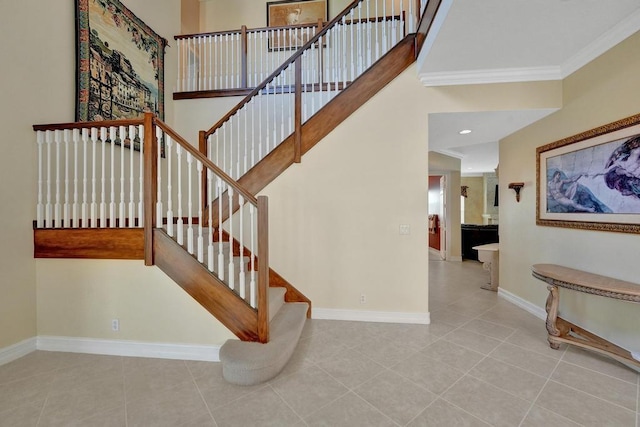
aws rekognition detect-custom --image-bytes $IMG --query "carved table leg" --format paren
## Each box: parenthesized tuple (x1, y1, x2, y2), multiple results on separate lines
(545, 285, 562, 350)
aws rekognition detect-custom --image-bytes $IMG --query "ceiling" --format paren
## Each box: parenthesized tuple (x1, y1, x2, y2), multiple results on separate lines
(419, 0, 640, 175)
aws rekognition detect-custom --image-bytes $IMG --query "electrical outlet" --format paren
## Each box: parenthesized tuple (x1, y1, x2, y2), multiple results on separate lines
(111, 319, 119, 332)
(360, 294, 366, 304)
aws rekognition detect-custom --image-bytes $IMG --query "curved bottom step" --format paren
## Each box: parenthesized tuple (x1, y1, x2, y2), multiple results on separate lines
(219, 302, 308, 386)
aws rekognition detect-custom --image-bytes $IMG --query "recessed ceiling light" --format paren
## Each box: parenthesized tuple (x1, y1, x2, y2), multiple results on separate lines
(459, 129, 472, 135)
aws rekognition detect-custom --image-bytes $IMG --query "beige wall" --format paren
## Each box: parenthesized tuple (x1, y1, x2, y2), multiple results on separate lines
(461, 176, 483, 224)
(181, 0, 201, 34)
(500, 31, 640, 353)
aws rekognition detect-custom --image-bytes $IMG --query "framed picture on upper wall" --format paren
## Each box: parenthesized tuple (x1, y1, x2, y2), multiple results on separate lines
(266, 0, 328, 50)
(75, 0, 167, 122)
(537, 113, 640, 234)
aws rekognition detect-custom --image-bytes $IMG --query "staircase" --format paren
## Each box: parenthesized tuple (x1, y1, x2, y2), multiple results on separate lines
(31, 0, 442, 385)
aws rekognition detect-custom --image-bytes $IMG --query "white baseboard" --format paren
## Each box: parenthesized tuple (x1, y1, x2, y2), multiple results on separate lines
(0, 337, 37, 366)
(37, 336, 221, 362)
(312, 308, 430, 324)
(497, 288, 546, 320)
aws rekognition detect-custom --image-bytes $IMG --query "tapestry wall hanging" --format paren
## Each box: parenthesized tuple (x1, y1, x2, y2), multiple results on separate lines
(537, 113, 640, 234)
(76, 0, 168, 122)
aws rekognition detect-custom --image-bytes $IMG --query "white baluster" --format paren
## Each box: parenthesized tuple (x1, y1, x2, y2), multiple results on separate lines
(156, 126, 163, 228)
(54, 130, 61, 227)
(119, 125, 126, 227)
(239, 195, 246, 299)
(197, 160, 204, 263)
(72, 129, 79, 228)
(187, 152, 194, 254)
(82, 128, 89, 228)
(45, 131, 52, 228)
(207, 169, 214, 271)
(36, 131, 44, 228)
(109, 126, 116, 227)
(217, 178, 225, 281)
(176, 145, 184, 245)
(63, 129, 70, 227)
(128, 125, 135, 226)
(227, 187, 235, 291)
(100, 127, 107, 228)
(166, 136, 174, 236)
(138, 124, 144, 225)
(177, 39, 183, 91)
(91, 128, 98, 227)
(249, 203, 256, 308)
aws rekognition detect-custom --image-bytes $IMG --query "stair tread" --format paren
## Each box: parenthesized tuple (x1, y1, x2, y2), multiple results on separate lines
(219, 302, 308, 385)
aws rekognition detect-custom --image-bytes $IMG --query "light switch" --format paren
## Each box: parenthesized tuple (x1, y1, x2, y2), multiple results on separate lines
(399, 224, 410, 235)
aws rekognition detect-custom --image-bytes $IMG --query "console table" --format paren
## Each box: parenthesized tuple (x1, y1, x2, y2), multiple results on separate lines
(532, 264, 640, 370)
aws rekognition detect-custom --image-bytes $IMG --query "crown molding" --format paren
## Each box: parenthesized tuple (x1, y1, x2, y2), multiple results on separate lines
(561, 8, 640, 78)
(419, 66, 562, 87)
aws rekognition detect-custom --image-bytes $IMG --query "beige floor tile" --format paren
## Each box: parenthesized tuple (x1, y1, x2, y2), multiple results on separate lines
(490, 342, 560, 378)
(551, 361, 637, 410)
(38, 377, 125, 427)
(51, 354, 122, 392)
(562, 346, 639, 384)
(407, 398, 491, 426)
(0, 351, 62, 385)
(468, 357, 547, 402)
(505, 329, 567, 359)
(461, 319, 516, 341)
(429, 308, 474, 327)
(381, 323, 444, 350)
(445, 300, 496, 318)
(0, 372, 56, 414)
(354, 370, 437, 425)
(316, 348, 385, 389)
(124, 358, 195, 405)
(520, 405, 582, 427)
(126, 384, 210, 427)
(304, 391, 395, 427)
(442, 376, 531, 427)
(443, 329, 503, 355)
(391, 352, 466, 395)
(211, 387, 302, 427)
(420, 340, 485, 372)
(535, 380, 636, 426)
(198, 380, 267, 410)
(271, 365, 348, 417)
(0, 402, 44, 427)
(295, 331, 350, 364)
(352, 338, 420, 368)
(63, 406, 127, 427)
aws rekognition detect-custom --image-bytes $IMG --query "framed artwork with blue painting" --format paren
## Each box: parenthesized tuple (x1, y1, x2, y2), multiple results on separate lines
(537, 114, 640, 234)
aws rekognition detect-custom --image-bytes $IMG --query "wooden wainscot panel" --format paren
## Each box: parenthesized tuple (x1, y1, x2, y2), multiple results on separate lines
(34, 228, 144, 259)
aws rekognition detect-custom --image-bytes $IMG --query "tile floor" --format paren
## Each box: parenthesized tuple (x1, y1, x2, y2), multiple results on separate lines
(1, 254, 638, 426)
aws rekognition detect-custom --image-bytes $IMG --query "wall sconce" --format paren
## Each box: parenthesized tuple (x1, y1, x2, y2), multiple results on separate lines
(508, 182, 524, 202)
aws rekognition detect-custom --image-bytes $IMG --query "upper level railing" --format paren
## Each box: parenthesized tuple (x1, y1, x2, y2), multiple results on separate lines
(33, 114, 270, 341)
(198, 0, 429, 183)
(175, 0, 423, 94)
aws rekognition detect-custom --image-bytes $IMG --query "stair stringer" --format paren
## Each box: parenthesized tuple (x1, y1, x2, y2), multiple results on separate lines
(152, 229, 262, 342)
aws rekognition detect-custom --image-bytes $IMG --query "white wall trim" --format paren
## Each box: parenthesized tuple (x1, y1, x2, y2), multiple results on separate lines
(0, 337, 37, 366)
(37, 336, 221, 362)
(312, 308, 430, 324)
(419, 66, 562, 87)
(497, 288, 546, 321)
(561, 8, 640, 78)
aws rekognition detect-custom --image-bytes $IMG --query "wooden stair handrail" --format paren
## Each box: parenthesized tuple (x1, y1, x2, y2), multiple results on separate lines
(33, 118, 144, 132)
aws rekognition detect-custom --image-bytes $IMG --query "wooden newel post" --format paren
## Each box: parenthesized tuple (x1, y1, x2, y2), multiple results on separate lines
(241, 25, 248, 89)
(143, 112, 157, 266)
(257, 196, 270, 343)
